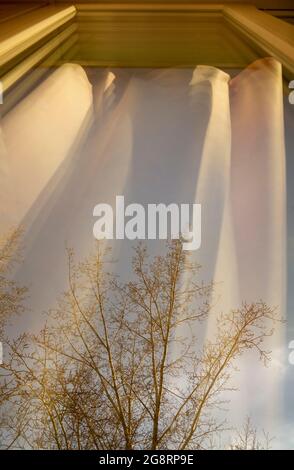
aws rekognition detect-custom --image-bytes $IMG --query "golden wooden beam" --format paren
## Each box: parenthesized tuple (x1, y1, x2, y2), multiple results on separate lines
(75, 2, 224, 13)
(1, 24, 78, 94)
(223, 4, 294, 80)
(1, 34, 78, 116)
(0, 2, 293, 102)
(0, 5, 76, 67)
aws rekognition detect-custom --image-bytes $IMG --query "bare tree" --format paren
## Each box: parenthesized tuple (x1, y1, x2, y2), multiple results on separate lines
(0, 227, 27, 446)
(1, 240, 278, 449)
(230, 417, 273, 450)
(0, 227, 27, 336)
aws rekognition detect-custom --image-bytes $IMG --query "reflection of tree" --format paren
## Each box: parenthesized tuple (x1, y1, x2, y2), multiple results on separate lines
(231, 417, 273, 450)
(0, 227, 27, 444)
(1, 241, 277, 449)
(0, 227, 27, 337)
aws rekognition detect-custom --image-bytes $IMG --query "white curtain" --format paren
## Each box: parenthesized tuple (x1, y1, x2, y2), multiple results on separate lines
(0, 58, 286, 439)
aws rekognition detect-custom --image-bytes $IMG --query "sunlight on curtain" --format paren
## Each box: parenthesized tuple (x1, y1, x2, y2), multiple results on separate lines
(0, 63, 93, 232)
(181, 58, 286, 438)
(0, 58, 286, 441)
(229, 58, 286, 436)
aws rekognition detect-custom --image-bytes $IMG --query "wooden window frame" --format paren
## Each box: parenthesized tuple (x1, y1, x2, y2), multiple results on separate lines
(0, 3, 293, 106)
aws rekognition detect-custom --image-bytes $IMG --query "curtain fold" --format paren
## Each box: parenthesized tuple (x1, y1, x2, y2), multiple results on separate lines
(230, 57, 286, 314)
(229, 58, 286, 434)
(0, 64, 93, 232)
